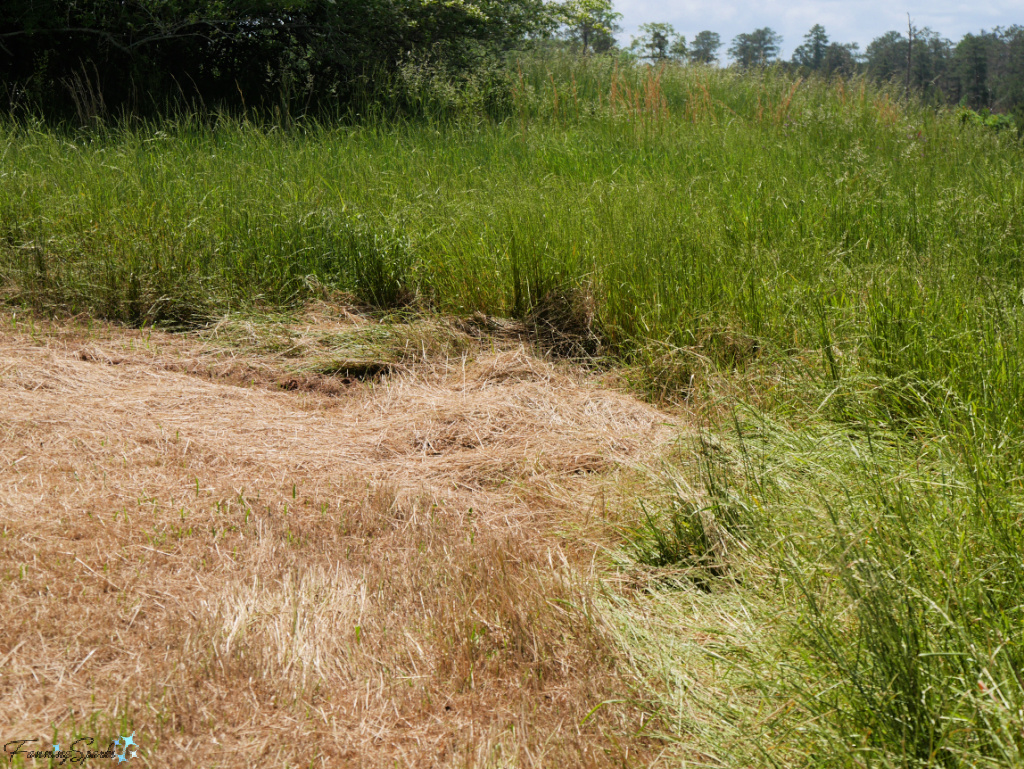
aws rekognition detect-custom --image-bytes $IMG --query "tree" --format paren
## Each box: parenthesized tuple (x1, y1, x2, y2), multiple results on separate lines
(990, 25, 1024, 111)
(792, 24, 829, 70)
(728, 27, 782, 68)
(821, 42, 860, 78)
(556, 0, 621, 54)
(0, 0, 559, 119)
(670, 35, 688, 60)
(792, 25, 859, 77)
(865, 26, 955, 101)
(865, 30, 905, 80)
(916, 29, 957, 100)
(630, 22, 684, 62)
(689, 30, 721, 65)
(956, 32, 997, 108)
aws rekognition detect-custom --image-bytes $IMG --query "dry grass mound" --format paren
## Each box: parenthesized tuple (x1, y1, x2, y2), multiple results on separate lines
(0, 311, 679, 767)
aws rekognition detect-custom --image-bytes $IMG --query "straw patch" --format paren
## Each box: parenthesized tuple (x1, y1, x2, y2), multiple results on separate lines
(0, 314, 678, 766)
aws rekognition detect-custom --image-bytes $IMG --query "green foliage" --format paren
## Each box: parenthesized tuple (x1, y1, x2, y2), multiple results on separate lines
(681, 408, 1024, 767)
(554, 0, 621, 54)
(0, 0, 556, 120)
(629, 22, 684, 62)
(956, 32, 996, 108)
(949, 28, 1024, 112)
(3, 59, 1022, 370)
(392, 47, 519, 121)
(688, 30, 721, 65)
(728, 27, 783, 68)
(864, 27, 958, 103)
(956, 105, 1019, 131)
(628, 500, 705, 569)
(859, 24, 1024, 112)
(792, 24, 831, 71)
(792, 25, 860, 78)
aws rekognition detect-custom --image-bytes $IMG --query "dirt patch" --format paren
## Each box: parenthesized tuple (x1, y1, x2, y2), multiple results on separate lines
(0, 314, 679, 767)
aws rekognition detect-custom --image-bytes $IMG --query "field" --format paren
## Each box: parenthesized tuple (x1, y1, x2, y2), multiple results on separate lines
(2, 57, 1024, 767)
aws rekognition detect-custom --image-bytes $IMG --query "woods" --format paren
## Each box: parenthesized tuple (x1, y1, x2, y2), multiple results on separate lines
(0, 0, 552, 118)
(3, 1, 1023, 121)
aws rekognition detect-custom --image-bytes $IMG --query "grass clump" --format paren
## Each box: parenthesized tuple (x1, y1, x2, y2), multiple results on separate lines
(626, 497, 731, 594)
(621, 406, 1024, 767)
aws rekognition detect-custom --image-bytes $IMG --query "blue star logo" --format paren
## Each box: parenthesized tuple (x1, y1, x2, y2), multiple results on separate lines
(113, 732, 139, 763)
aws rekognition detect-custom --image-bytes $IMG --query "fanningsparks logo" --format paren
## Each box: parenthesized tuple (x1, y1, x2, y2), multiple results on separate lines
(111, 734, 139, 763)
(4, 732, 139, 764)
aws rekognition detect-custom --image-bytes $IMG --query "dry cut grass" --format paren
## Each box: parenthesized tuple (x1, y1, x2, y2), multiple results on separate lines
(0, 310, 681, 767)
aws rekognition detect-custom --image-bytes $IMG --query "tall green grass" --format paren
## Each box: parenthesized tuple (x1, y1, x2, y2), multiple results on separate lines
(616, 403, 1024, 767)
(649, 406, 1024, 768)
(4, 62, 1020, 349)
(3, 55, 1024, 766)
(5, 61, 1020, 435)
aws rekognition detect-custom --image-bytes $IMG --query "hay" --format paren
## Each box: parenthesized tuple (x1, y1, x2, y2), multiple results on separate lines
(0, 315, 679, 766)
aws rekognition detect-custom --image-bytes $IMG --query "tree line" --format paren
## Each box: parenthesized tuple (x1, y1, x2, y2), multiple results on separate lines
(1, 0, 1022, 121)
(620, 17, 1024, 114)
(1, 0, 556, 119)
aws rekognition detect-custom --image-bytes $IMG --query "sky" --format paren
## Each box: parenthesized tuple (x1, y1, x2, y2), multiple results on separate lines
(614, 0, 1023, 60)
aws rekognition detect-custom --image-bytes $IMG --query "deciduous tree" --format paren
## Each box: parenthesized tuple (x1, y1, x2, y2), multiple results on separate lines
(688, 30, 721, 65)
(557, 0, 621, 54)
(630, 22, 684, 62)
(0, 0, 558, 118)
